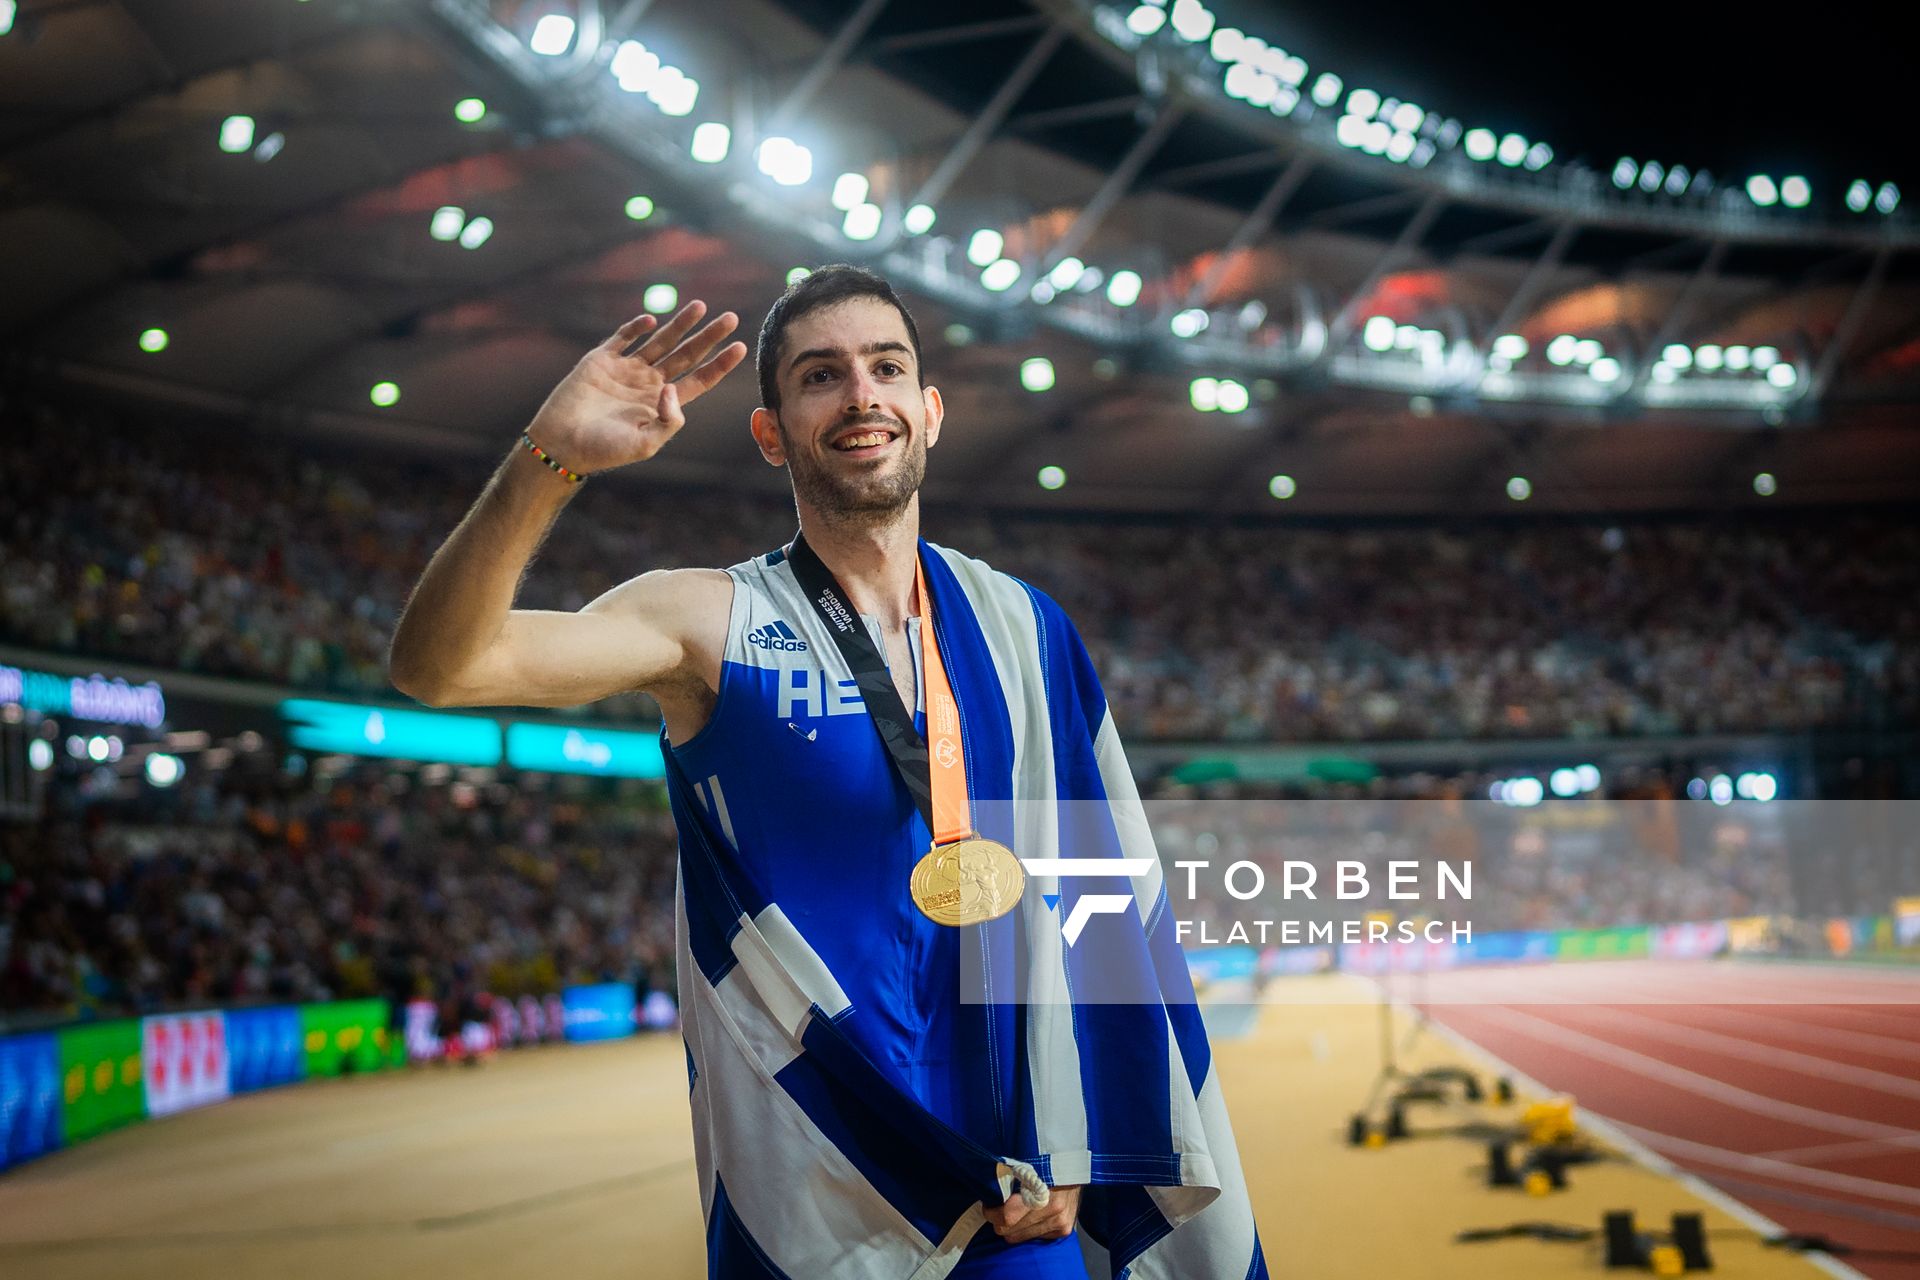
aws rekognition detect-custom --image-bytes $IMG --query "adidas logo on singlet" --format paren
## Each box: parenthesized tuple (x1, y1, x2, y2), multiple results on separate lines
(747, 620, 809, 652)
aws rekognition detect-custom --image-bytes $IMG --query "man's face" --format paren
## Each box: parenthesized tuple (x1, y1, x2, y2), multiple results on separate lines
(753, 297, 942, 519)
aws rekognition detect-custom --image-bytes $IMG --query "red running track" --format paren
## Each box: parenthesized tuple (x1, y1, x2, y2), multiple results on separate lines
(1415, 961, 1920, 1279)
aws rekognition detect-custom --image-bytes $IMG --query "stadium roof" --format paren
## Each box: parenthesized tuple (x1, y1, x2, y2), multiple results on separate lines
(1, 0, 1916, 516)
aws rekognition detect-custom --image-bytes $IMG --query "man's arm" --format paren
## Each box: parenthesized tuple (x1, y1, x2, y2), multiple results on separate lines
(388, 301, 746, 709)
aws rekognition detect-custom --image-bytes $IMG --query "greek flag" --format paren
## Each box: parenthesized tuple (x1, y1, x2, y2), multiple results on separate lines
(667, 542, 1267, 1278)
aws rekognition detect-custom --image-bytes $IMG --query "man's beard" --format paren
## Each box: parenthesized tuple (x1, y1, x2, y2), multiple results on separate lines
(782, 417, 925, 522)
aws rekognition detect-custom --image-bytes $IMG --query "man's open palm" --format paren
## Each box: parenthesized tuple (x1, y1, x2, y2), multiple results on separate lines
(526, 299, 748, 475)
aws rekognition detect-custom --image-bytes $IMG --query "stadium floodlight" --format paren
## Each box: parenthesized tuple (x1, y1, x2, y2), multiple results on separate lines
(251, 131, 285, 163)
(1651, 363, 1677, 384)
(1724, 345, 1751, 371)
(944, 323, 973, 346)
(1639, 160, 1664, 193)
(1347, 88, 1381, 118)
(980, 258, 1021, 292)
(145, 753, 183, 788)
(1463, 128, 1496, 161)
(612, 41, 660, 92)
(689, 122, 730, 163)
(1189, 377, 1220, 411)
(756, 137, 812, 186)
(1665, 164, 1689, 196)
(1036, 465, 1066, 490)
(1492, 334, 1527, 361)
(1106, 270, 1142, 307)
(1694, 343, 1723, 371)
(1392, 102, 1424, 133)
(1846, 179, 1872, 212)
(1748, 772, 1777, 802)
(1223, 63, 1256, 101)
(1550, 768, 1579, 797)
(831, 172, 868, 211)
(1524, 142, 1552, 171)
(842, 203, 882, 241)
(1311, 72, 1342, 106)
(1361, 121, 1391, 155)
(1410, 140, 1436, 167)
(787, 267, 811, 287)
(1362, 315, 1396, 352)
(902, 203, 936, 235)
(652, 73, 698, 117)
(1779, 175, 1810, 208)
(1208, 26, 1243, 61)
(967, 229, 1004, 268)
(1393, 324, 1418, 351)
(1545, 334, 1577, 366)
(454, 97, 487, 123)
(1572, 338, 1601, 365)
(1216, 379, 1250, 413)
(1169, 0, 1214, 42)
(1238, 300, 1266, 329)
(1753, 471, 1777, 496)
(1589, 356, 1621, 382)
(1125, 4, 1166, 36)
(1271, 85, 1301, 116)
(1171, 308, 1209, 338)
(139, 328, 169, 353)
(219, 115, 255, 154)
(624, 195, 654, 221)
(0, 1, 14, 36)
(1386, 131, 1415, 163)
(1279, 55, 1307, 85)
(1076, 266, 1105, 292)
(1663, 343, 1692, 369)
(1030, 281, 1056, 304)
(1496, 133, 1527, 167)
(644, 283, 679, 313)
(1708, 774, 1733, 806)
(1048, 257, 1086, 290)
(457, 216, 493, 249)
(1767, 362, 1797, 388)
(369, 381, 400, 408)
(431, 206, 467, 241)
(1268, 474, 1296, 499)
(1335, 115, 1367, 149)
(1876, 182, 1900, 213)
(1746, 175, 1778, 206)
(529, 13, 575, 56)
(1020, 357, 1056, 392)
(1750, 345, 1778, 370)
(1506, 476, 1531, 501)
(1612, 158, 1637, 189)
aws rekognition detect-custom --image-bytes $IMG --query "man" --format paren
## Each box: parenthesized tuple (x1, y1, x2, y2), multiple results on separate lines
(390, 266, 1264, 1278)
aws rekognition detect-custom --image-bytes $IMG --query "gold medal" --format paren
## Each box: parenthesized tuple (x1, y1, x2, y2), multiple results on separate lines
(910, 837, 1025, 926)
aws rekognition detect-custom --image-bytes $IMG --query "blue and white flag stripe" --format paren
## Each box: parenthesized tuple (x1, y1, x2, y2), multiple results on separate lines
(668, 541, 1267, 1279)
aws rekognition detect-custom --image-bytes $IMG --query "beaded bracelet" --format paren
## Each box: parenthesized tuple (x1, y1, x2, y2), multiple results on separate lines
(521, 431, 587, 484)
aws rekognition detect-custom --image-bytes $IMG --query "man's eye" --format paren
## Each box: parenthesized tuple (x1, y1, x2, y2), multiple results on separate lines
(805, 368, 834, 384)
(876, 361, 903, 377)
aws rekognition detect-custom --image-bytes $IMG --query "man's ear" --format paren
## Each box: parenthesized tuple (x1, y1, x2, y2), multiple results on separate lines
(923, 384, 945, 449)
(750, 407, 786, 467)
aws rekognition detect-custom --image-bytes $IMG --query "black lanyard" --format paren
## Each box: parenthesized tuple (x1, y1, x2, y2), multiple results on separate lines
(785, 533, 935, 832)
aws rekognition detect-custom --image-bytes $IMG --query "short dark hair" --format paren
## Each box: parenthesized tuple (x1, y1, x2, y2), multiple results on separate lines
(756, 264, 924, 412)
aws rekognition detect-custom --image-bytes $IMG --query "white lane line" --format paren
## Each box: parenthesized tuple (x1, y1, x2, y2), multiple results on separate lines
(1671, 1005, 1920, 1065)
(1758, 1133, 1920, 1165)
(1612, 1121, 1920, 1209)
(1563, 1005, 1920, 1100)
(1461, 1005, 1920, 1142)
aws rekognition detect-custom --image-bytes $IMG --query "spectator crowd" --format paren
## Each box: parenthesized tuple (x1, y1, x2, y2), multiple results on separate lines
(3, 395, 1916, 743)
(0, 758, 678, 1024)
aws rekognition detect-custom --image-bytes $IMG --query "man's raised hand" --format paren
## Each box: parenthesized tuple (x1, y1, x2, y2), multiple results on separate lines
(524, 300, 748, 476)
